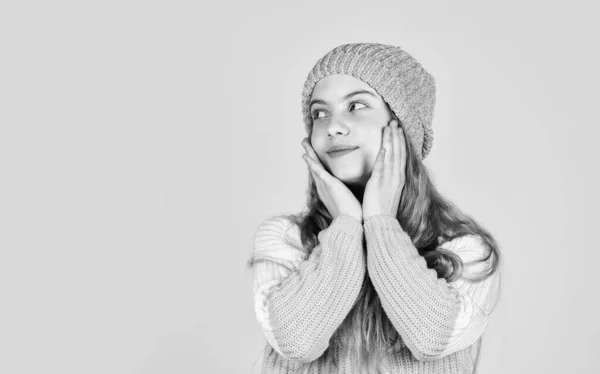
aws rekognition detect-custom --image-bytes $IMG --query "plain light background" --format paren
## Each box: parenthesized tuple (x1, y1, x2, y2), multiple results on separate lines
(1, 1, 598, 373)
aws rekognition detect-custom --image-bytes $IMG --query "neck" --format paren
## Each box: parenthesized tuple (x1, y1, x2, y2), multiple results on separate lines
(347, 183, 366, 203)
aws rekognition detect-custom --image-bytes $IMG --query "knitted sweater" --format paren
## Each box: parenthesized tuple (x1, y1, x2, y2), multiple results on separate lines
(251, 214, 500, 374)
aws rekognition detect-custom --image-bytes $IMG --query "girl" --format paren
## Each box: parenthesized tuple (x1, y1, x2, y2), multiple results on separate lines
(249, 43, 502, 374)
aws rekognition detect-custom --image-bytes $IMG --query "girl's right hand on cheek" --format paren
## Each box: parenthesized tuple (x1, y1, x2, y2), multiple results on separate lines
(301, 138, 363, 224)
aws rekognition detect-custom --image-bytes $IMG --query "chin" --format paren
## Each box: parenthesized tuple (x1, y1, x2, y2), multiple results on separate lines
(330, 167, 365, 185)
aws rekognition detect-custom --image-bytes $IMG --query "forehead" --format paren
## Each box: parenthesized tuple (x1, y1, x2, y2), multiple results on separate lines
(311, 74, 380, 99)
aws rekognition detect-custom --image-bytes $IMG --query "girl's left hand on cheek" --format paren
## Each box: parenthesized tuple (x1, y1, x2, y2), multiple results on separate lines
(362, 119, 407, 221)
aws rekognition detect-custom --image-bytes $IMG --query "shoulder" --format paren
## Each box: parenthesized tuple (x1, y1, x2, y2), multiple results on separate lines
(439, 234, 488, 260)
(254, 215, 303, 248)
(255, 215, 295, 238)
(440, 234, 494, 269)
(253, 215, 307, 269)
(440, 234, 498, 280)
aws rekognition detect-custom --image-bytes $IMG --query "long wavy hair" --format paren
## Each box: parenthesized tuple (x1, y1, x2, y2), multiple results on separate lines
(282, 107, 502, 374)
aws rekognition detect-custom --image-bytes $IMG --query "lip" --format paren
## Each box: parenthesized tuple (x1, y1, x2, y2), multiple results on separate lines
(327, 147, 358, 158)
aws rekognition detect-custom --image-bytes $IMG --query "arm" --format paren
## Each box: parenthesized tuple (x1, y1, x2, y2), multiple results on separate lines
(363, 214, 500, 362)
(252, 214, 366, 362)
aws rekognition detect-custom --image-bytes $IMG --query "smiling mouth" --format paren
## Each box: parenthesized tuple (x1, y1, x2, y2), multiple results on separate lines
(327, 147, 358, 158)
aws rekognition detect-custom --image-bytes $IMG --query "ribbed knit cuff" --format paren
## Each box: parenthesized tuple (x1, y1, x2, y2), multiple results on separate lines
(363, 214, 408, 239)
(331, 213, 364, 237)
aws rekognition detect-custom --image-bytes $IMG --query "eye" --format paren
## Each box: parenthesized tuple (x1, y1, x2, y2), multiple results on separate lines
(311, 109, 325, 120)
(311, 101, 368, 120)
(349, 102, 367, 111)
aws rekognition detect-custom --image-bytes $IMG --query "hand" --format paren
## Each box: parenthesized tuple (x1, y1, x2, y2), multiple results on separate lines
(362, 119, 407, 220)
(301, 138, 363, 223)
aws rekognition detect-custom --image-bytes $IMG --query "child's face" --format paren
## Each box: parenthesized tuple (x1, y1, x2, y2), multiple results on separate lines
(309, 74, 393, 186)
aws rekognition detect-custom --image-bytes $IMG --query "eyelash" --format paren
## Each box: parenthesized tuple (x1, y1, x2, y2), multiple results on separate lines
(311, 101, 367, 120)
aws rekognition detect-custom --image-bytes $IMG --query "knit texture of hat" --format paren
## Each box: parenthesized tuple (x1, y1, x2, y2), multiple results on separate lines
(301, 43, 436, 160)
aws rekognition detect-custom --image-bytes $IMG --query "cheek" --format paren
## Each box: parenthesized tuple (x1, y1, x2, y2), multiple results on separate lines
(309, 136, 327, 158)
(364, 139, 383, 163)
(365, 149, 378, 167)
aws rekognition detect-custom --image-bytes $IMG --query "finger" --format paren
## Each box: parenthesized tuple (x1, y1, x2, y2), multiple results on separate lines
(301, 139, 335, 181)
(302, 154, 318, 182)
(384, 123, 393, 177)
(301, 138, 322, 165)
(391, 120, 401, 179)
(303, 153, 333, 184)
(372, 147, 386, 179)
(397, 124, 407, 179)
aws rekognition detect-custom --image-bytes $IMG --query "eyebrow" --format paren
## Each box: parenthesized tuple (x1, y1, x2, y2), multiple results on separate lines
(309, 90, 378, 110)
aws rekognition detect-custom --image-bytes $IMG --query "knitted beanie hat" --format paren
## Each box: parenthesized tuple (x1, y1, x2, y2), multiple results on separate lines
(301, 43, 436, 160)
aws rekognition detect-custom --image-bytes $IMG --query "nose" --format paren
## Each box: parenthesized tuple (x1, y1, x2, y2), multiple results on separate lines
(327, 118, 350, 137)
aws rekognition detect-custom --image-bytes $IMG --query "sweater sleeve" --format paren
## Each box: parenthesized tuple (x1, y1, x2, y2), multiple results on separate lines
(363, 214, 501, 362)
(251, 214, 366, 363)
